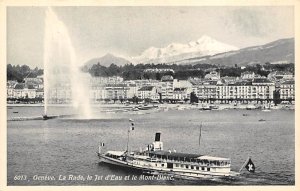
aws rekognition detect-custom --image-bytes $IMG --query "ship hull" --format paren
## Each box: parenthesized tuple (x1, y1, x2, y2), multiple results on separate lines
(98, 154, 239, 180)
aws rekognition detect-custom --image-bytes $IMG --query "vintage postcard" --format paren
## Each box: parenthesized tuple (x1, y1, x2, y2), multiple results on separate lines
(0, 0, 299, 190)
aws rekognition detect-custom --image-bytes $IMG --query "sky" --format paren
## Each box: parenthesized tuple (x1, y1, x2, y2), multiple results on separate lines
(7, 6, 294, 68)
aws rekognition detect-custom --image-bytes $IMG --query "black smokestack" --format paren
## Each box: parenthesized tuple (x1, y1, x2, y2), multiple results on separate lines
(155, 132, 161, 141)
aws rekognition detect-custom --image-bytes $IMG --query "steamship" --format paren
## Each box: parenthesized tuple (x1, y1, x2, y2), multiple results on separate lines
(97, 132, 239, 179)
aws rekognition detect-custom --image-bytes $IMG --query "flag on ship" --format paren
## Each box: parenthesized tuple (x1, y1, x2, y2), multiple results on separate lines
(245, 158, 255, 173)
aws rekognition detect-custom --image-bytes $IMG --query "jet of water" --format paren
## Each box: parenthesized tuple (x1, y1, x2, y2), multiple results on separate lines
(43, 7, 92, 119)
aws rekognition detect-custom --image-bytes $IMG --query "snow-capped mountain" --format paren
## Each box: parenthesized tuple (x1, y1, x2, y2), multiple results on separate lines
(83, 37, 293, 68)
(132, 35, 239, 63)
(174, 38, 294, 66)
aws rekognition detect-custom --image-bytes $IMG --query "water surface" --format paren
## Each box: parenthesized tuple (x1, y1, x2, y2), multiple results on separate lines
(7, 106, 294, 185)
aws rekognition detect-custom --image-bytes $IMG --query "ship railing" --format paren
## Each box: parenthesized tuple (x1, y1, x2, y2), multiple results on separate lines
(149, 157, 231, 167)
(164, 159, 231, 168)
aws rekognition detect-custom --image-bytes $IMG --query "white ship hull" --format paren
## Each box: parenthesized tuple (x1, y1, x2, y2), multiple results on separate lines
(98, 154, 239, 179)
(97, 131, 240, 180)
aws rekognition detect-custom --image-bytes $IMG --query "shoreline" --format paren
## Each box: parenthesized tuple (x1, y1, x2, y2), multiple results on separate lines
(7, 102, 294, 110)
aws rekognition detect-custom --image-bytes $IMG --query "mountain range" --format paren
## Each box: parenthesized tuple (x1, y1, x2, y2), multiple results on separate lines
(174, 38, 294, 66)
(84, 36, 294, 67)
(131, 35, 239, 63)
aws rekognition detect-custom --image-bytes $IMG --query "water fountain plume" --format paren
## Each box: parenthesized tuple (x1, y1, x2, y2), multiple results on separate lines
(43, 7, 92, 119)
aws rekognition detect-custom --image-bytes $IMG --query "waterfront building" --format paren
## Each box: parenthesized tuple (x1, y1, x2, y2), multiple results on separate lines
(216, 82, 247, 100)
(173, 79, 192, 89)
(173, 79, 193, 101)
(90, 76, 124, 85)
(132, 80, 160, 90)
(7, 81, 17, 99)
(234, 81, 256, 100)
(7, 86, 14, 99)
(252, 78, 275, 100)
(188, 78, 202, 95)
(216, 78, 275, 101)
(13, 83, 36, 99)
(126, 83, 138, 99)
(280, 80, 295, 100)
(173, 88, 189, 100)
(196, 80, 217, 100)
(159, 75, 174, 100)
(48, 86, 71, 103)
(6, 70, 294, 105)
(105, 83, 130, 100)
(137, 86, 159, 100)
(36, 89, 44, 99)
(90, 85, 106, 102)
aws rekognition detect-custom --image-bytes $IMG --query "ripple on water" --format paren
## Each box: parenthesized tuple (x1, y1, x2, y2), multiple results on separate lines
(7, 107, 295, 185)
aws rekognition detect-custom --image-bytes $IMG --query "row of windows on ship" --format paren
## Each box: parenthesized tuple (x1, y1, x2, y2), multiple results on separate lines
(106, 153, 230, 167)
(161, 163, 214, 171)
(146, 157, 231, 167)
(147, 159, 230, 167)
(133, 161, 219, 172)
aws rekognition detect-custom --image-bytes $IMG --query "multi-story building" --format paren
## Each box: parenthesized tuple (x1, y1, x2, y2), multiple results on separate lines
(137, 86, 159, 100)
(252, 78, 275, 100)
(196, 80, 217, 100)
(105, 83, 130, 100)
(6, 81, 17, 98)
(7, 87, 14, 99)
(131, 80, 160, 90)
(89, 85, 106, 102)
(127, 84, 138, 98)
(36, 89, 44, 99)
(159, 75, 174, 100)
(90, 76, 124, 85)
(188, 78, 201, 95)
(216, 78, 275, 101)
(13, 83, 36, 99)
(173, 79, 193, 100)
(6, 72, 294, 105)
(216, 82, 248, 100)
(24, 77, 43, 89)
(48, 86, 71, 103)
(173, 88, 189, 100)
(90, 82, 138, 102)
(280, 80, 295, 100)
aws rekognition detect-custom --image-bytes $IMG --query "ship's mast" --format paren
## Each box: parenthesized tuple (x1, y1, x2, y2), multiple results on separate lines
(199, 122, 202, 150)
(126, 128, 130, 153)
(126, 119, 134, 154)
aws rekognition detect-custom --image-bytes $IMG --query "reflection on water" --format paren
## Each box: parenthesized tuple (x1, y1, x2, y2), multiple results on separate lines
(7, 106, 294, 185)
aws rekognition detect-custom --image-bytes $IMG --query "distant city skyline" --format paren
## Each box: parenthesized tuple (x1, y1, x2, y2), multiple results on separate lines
(7, 6, 294, 68)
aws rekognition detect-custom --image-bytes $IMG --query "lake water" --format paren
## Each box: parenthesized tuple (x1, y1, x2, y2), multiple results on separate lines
(7, 106, 295, 185)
